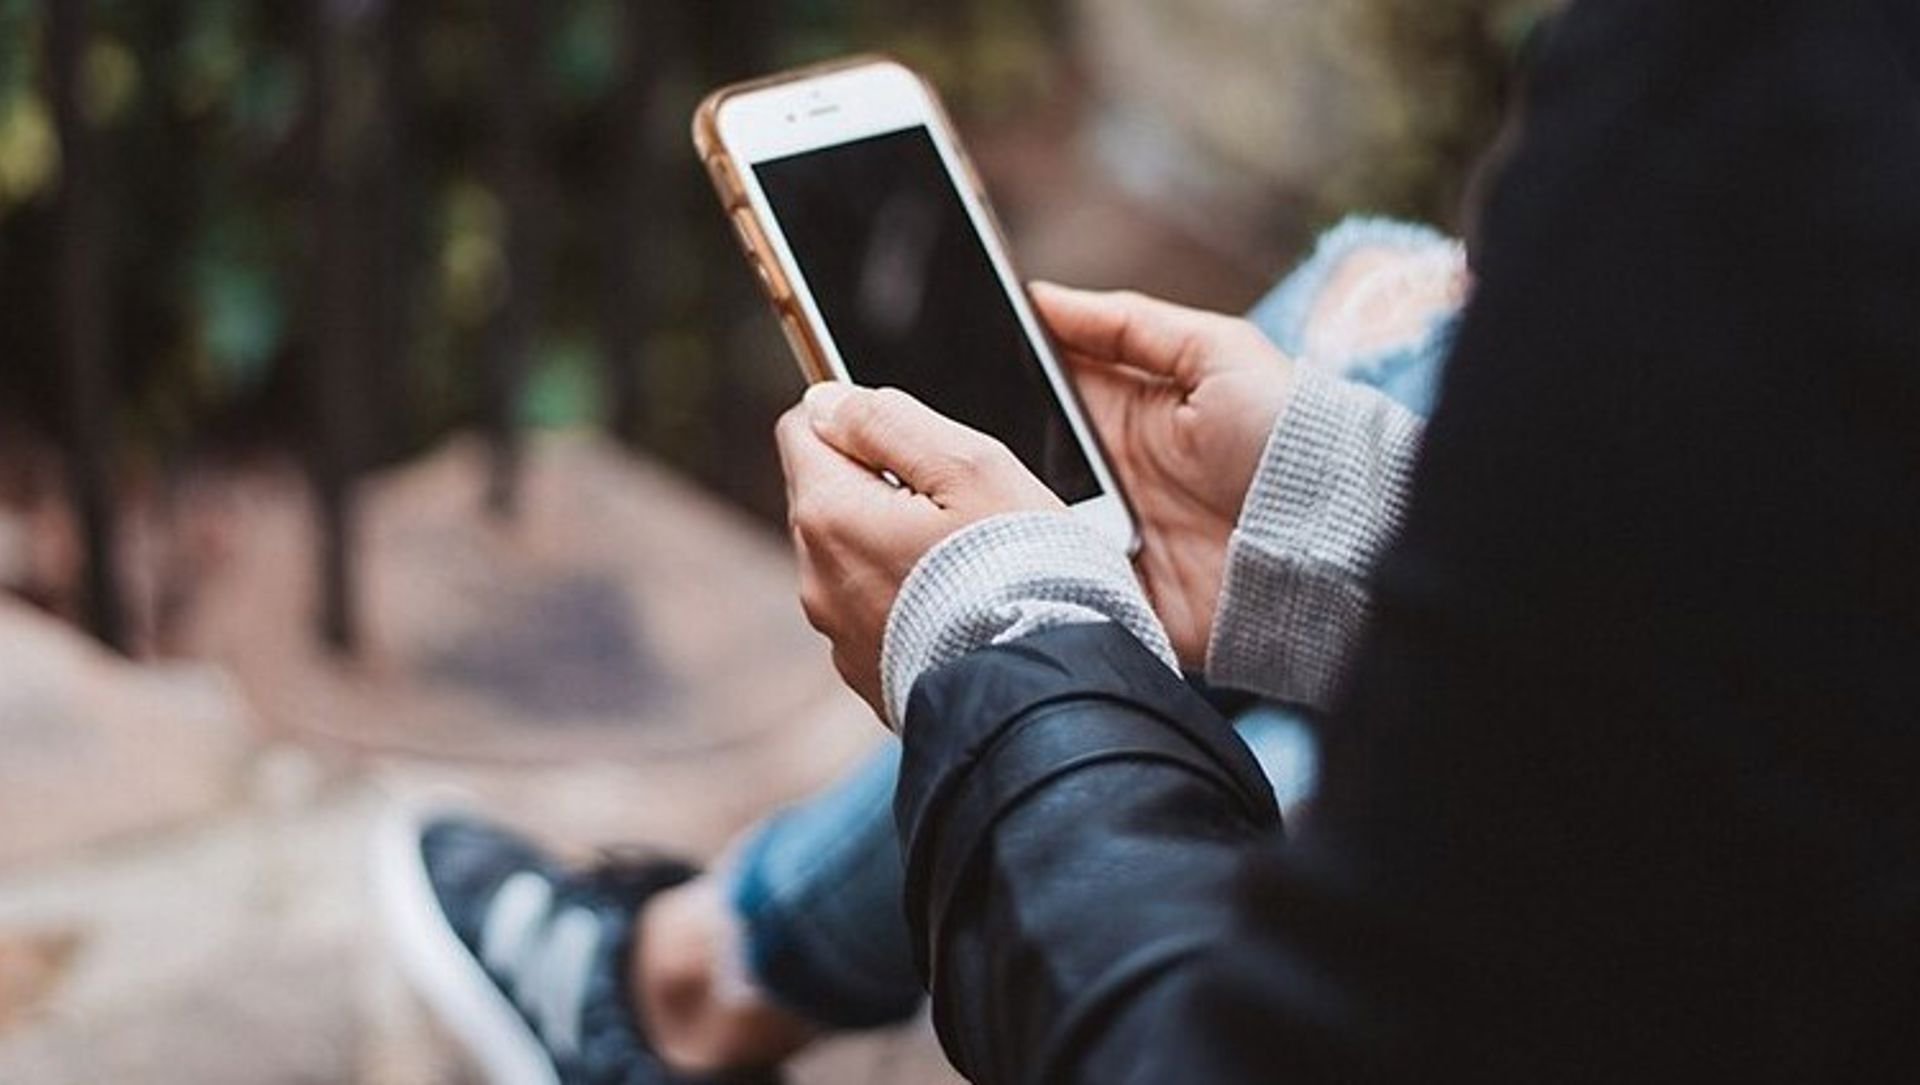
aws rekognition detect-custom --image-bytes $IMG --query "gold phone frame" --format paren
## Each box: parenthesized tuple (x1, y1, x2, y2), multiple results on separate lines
(691, 55, 1140, 551)
(691, 54, 1008, 386)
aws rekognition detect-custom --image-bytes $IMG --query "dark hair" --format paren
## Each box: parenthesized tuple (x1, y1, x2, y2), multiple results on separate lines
(1460, 8, 1564, 268)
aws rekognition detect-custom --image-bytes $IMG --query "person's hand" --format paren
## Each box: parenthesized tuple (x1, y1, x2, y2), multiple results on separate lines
(776, 382, 1062, 713)
(1033, 282, 1295, 668)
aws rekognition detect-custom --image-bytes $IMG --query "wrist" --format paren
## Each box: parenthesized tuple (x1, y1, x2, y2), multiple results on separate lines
(1205, 369, 1423, 706)
(881, 511, 1177, 729)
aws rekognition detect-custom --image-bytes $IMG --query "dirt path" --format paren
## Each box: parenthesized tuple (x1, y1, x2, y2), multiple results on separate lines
(0, 437, 960, 1083)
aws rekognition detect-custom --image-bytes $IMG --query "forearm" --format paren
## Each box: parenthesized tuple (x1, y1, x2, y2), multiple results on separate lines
(1206, 368, 1423, 708)
(895, 623, 1281, 1083)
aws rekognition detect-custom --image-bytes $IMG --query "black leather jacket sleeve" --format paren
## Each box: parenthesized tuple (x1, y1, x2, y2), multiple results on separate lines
(894, 2, 1920, 1079)
(893, 622, 1284, 1083)
(899, 621, 1469, 1085)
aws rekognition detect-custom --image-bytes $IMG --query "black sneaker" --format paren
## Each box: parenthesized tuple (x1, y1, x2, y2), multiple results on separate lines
(374, 807, 782, 1085)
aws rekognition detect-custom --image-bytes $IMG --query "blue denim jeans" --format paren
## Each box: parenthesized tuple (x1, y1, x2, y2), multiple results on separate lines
(727, 217, 1461, 1028)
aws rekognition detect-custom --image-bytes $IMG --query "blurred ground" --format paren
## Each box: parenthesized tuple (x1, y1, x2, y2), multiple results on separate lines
(0, 435, 962, 1084)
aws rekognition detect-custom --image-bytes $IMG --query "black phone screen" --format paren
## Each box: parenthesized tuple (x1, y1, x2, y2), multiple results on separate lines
(754, 126, 1101, 502)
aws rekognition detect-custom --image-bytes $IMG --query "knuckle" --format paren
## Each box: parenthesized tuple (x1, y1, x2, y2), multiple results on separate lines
(924, 436, 1004, 485)
(793, 490, 847, 540)
(871, 386, 916, 414)
(952, 444, 992, 476)
(799, 587, 832, 632)
(924, 449, 977, 485)
(958, 436, 1012, 476)
(867, 389, 920, 433)
(788, 492, 822, 533)
(840, 389, 887, 432)
(794, 517, 827, 549)
(1221, 315, 1264, 348)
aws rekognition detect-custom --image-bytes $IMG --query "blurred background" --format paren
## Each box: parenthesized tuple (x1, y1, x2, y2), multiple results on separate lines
(0, 1, 1545, 1081)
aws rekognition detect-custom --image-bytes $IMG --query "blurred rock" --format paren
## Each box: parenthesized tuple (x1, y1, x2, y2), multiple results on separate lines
(0, 928, 81, 1035)
(177, 434, 850, 764)
(0, 599, 252, 869)
(0, 434, 968, 1081)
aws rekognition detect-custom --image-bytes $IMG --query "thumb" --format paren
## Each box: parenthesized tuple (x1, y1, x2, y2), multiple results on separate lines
(1031, 281, 1237, 385)
(805, 383, 1000, 498)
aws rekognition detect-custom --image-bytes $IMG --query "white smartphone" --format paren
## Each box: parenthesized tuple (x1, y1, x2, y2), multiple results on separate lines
(694, 56, 1138, 551)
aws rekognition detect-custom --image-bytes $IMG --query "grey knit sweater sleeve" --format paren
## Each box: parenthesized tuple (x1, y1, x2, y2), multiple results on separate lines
(879, 511, 1177, 729)
(880, 368, 1421, 729)
(1205, 368, 1422, 708)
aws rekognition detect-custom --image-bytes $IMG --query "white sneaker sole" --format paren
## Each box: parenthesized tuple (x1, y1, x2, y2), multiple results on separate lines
(371, 803, 563, 1085)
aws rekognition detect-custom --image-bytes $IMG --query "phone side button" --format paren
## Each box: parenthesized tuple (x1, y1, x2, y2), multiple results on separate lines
(776, 310, 817, 375)
(730, 208, 762, 256)
(706, 154, 745, 202)
(751, 258, 788, 302)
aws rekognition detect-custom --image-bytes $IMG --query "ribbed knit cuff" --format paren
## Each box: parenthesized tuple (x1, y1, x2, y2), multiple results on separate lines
(880, 511, 1177, 730)
(1206, 369, 1422, 709)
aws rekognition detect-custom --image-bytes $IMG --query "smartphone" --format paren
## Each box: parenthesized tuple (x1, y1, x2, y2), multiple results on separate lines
(694, 56, 1137, 551)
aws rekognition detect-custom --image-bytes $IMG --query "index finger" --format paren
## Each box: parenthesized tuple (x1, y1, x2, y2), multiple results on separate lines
(803, 384, 1001, 501)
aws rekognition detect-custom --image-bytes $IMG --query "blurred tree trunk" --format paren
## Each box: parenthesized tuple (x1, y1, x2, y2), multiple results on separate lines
(603, 2, 666, 445)
(305, 0, 367, 653)
(701, 0, 777, 80)
(366, 0, 425, 465)
(935, 3, 978, 78)
(481, 0, 549, 518)
(44, 0, 127, 652)
(694, 0, 781, 511)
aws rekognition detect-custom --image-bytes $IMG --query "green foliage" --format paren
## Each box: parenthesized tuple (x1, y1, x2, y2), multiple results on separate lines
(547, 0, 621, 106)
(521, 338, 606, 429)
(1, 0, 1526, 524)
(190, 216, 284, 390)
(1, 0, 1091, 498)
(0, 0, 54, 210)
